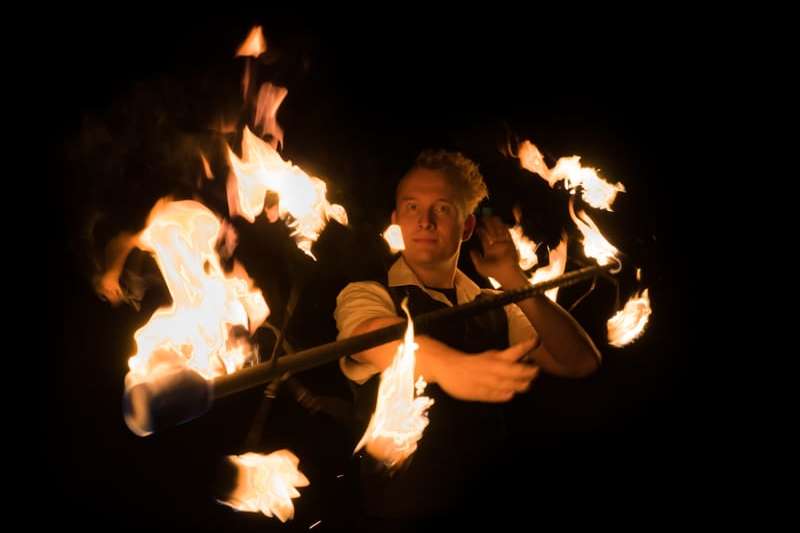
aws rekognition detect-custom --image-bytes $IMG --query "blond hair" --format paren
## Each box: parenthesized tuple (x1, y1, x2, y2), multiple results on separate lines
(405, 149, 488, 215)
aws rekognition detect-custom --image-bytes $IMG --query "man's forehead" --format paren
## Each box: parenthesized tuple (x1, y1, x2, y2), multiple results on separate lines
(397, 169, 456, 199)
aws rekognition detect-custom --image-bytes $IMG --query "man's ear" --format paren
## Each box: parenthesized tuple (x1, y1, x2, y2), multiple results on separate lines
(391, 210, 397, 225)
(462, 213, 476, 241)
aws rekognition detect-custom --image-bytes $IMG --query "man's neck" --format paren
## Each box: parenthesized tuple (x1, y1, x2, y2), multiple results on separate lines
(402, 253, 459, 289)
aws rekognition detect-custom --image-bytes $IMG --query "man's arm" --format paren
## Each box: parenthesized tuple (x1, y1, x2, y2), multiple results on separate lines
(336, 283, 539, 403)
(470, 217, 601, 378)
(499, 273, 601, 377)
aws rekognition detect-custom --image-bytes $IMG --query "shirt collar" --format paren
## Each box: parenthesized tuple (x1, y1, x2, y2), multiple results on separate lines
(387, 255, 481, 307)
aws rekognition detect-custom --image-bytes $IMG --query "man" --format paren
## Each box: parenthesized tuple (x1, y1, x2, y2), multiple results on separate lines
(335, 149, 601, 524)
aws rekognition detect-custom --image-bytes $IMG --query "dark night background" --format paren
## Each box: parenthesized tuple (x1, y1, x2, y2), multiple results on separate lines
(44, 10, 705, 532)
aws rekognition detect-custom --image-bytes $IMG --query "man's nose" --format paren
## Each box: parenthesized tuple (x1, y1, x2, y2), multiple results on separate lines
(418, 208, 435, 228)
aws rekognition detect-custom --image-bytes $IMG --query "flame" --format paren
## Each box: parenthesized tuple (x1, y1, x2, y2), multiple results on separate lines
(236, 26, 267, 58)
(487, 207, 537, 280)
(484, 213, 538, 288)
(569, 197, 619, 267)
(518, 140, 556, 187)
(243, 61, 251, 101)
(126, 199, 268, 388)
(254, 83, 288, 150)
(236, 26, 267, 99)
(213, 116, 238, 135)
(607, 289, 652, 347)
(488, 234, 567, 302)
(551, 156, 626, 211)
(199, 151, 214, 180)
(227, 126, 348, 259)
(220, 450, 309, 522)
(382, 224, 405, 253)
(530, 234, 568, 302)
(518, 139, 625, 210)
(509, 224, 539, 271)
(355, 298, 434, 469)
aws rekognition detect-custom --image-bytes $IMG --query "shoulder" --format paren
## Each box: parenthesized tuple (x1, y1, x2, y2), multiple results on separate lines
(337, 281, 393, 305)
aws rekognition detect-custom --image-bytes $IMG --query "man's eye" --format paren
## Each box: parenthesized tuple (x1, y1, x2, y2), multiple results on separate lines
(435, 204, 451, 214)
(406, 203, 417, 211)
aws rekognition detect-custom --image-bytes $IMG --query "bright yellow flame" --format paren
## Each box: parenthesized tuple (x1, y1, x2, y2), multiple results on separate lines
(489, 234, 567, 301)
(227, 127, 348, 259)
(382, 224, 405, 253)
(220, 450, 309, 522)
(486, 226, 538, 287)
(530, 234, 568, 302)
(551, 156, 625, 211)
(509, 224, 539, 271)
(568, 197, 619, 267)
(236, 26, 267, 58)
(126, 199, 268, 388)
(607, 289, 652, 347)
(355, 298, 434, 469)
(517, 139, 625, 210)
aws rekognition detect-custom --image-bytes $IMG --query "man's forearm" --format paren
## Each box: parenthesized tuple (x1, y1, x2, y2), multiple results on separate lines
(497, 268, 601, 377)
(348, 317, 457, 383)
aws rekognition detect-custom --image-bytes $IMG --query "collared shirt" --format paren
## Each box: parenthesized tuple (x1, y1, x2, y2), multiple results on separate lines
(334, 255, 537, 383)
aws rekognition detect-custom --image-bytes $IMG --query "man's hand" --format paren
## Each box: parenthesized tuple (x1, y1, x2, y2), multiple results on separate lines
(432, 338, 540, 403)
(469, 216, 523, 287)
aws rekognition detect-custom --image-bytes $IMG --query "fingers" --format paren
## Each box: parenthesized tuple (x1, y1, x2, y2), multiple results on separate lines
(474, 344, 541, 400)
(487, 364, 538, 392)
(513, 366, 540, 392)
(477, 366, 540, 403)
(479, 216, 512, 245)
(475, 385, 515, 403)
(496, 338, 537, 362)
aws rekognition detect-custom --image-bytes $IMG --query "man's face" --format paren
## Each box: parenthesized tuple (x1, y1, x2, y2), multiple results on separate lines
(393, 168, 474, 269)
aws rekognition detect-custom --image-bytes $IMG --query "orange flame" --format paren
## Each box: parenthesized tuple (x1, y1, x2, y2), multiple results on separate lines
(212, 115, 238, 135)
(355, 298, 434, 469)
(488, 234, 567, 302)
(382, 224, 405, 253)
(126, 199, 268, 388)
(551, 156, 626, 211)
(509, 224, 539, 271)
(486, 208, 538, 285)
(486, 223, 539, 288)
(254, 83, 288, 150)
(227, 126, 348, 259)
(518, 139, 625, 210)
(518, 140, 556, 187)
(220, 450, 309, 522)
(199, 151, 214, 180)
(236, 26, 267, 58)
(568, 197, 619, 267)
(607, 289, 652, 347)
(530, 234, 568, 302)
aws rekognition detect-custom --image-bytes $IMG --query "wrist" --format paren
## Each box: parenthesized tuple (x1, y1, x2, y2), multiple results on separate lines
(495, 266, 529, 290)
(415, 338, 453, 384)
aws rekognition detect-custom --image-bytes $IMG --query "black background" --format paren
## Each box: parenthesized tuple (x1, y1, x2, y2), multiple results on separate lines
(45, 10, 706, 532)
